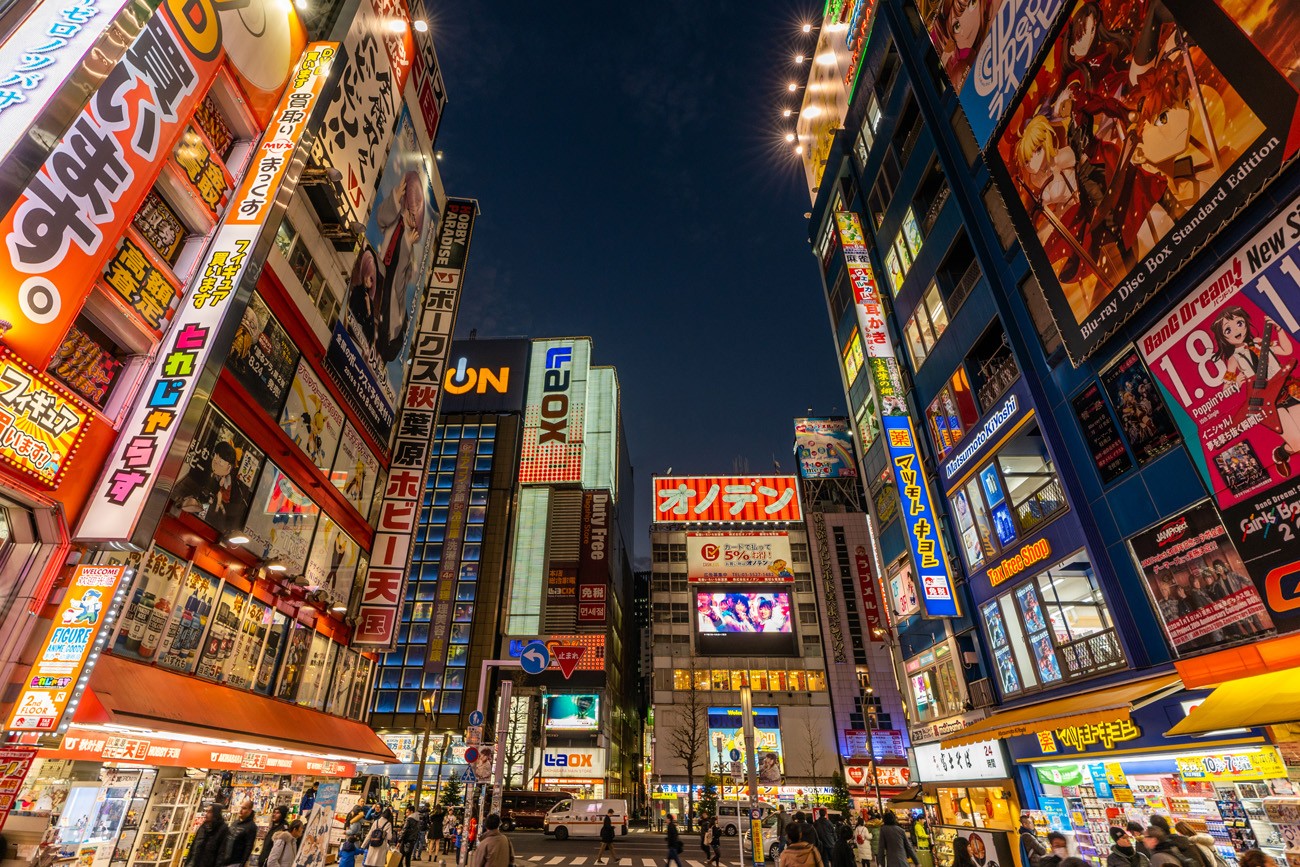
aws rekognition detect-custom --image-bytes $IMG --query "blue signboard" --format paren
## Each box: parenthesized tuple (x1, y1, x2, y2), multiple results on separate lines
(882, 416, 960, 617)
(520, 641, 550, 674)
(1088, 763, 1112, 798)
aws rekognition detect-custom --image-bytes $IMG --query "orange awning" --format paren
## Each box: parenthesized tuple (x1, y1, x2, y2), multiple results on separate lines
(939, 672, 1182, 749)
(78, 654, 394, 764)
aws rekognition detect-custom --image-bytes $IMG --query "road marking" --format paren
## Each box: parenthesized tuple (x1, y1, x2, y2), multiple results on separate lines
(643, 860, 656, 866)
(547, 858, 565, 865)
(529, 858, 543, 862)
(571, 859, 587, 865)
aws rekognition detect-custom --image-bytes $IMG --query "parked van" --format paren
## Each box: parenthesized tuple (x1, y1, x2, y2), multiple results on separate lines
(714, 801, 777, 836)
(544, 798, 629, 840)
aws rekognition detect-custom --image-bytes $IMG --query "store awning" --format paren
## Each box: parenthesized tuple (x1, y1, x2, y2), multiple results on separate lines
(939, 672, 1182, 749)
(1166, 665, 1300, 736)
(78, 653, 395, 764)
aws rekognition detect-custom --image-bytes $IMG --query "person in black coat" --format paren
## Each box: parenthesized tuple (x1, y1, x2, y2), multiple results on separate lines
(187, 806, 231, 867)
(598, 812, 618, 864)
(814, 810, 837, 865)
(258, 806, 289, 867)
(832, 824, 857, 867)
(666, 815, 685, 867)
(227, 802, 259, 867)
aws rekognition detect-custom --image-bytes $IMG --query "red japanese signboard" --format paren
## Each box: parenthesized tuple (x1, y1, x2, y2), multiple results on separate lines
(652, 476, 802, 523)
(0, 746, 37, 831)
(852, 543, 884, 638)
(43, 728, 355, 776)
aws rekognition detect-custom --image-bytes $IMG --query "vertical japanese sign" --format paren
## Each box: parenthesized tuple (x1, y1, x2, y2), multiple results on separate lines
(913, 0, 1065, 147)
(0, 745, 37, 830)
(311, 0, 412, 228)
(991, 0, 1300, 364)
(881, 416, 960, 617)
(519, 339, 589, 484)
(76, 43, 338, 541)
(853, 543, 884, 637)
(0, 3, 231, 368)
(424, 439, 475, 673)
(405, 0, 448, 148)
(1138, 193, 1300, 639)
(353, 197, 475, 649)
(6, 564, 126, 732)
(578, 489, 610, 624)
(836, 211, 908, 416)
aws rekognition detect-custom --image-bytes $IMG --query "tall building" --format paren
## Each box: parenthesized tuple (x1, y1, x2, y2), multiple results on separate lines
(797, 0, 1300, 855)
(0, 0, 465, 853)
(370, 336, 640, 803)
(648, 475, 837, 819)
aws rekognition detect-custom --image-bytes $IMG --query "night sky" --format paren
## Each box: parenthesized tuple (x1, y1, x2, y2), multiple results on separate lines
(431, 1, 844, 560)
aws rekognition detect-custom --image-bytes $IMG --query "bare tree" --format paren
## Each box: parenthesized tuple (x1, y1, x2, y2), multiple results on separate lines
(668, 660, 708, 828)
(501, 685, 531, 789)
(802, 715, 826, 791)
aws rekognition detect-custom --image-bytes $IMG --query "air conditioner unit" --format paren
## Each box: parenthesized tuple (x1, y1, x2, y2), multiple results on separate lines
(968, 678, 995, 709)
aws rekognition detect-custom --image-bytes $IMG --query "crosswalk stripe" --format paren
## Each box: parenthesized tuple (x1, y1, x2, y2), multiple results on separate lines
(570, 859, 587, 865)
(547, 858, 566, 865)
(529, 858, 544, 862)
(643, 859, 656, 866)
(619, 860, 633, 866)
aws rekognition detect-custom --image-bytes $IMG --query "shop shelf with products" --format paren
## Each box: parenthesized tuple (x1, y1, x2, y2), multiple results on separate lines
(126, 777, 203, 867)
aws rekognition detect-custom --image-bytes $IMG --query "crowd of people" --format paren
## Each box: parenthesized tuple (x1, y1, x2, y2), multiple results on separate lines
(1017, 812, 1278, 867)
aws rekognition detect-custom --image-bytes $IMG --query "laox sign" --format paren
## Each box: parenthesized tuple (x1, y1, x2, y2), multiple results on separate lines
(544, 752, 593, 767)
(539, 346, 573, 443)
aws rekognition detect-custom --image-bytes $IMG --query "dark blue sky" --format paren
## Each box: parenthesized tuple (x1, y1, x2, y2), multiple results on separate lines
(432, 1, 844, 559)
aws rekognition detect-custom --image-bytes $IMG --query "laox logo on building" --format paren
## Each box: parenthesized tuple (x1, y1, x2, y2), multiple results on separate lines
(444, 356, 509, 395)
(540, 346, 573, 443)
(544, 752, 594, 768)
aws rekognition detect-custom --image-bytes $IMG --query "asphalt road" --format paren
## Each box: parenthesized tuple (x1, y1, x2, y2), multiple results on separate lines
(416, 828, 758, 867)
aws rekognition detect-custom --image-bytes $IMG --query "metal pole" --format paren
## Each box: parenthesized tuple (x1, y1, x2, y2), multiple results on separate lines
(489, 679, 513, 817)
(432, 734, 448, 806)
(740, 686, 759, 867)
(415, 697, 431, 807)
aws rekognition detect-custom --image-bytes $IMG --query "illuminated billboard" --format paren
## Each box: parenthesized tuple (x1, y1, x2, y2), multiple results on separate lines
(653, 476, 802, 523)
(686, 533, 794, 583)
(696, 592, 792, 633)
(520, 339, 590, 485)
(708, 707, 784, 783)
(545, 694, 601, 731)
(794, 417, 857, 479)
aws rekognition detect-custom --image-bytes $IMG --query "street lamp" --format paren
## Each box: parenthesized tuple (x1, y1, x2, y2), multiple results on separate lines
(414, 693, 435, 807)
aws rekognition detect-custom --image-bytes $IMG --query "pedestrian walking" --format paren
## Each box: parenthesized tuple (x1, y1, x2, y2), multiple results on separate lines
(780, 824, 824, 867)
(443, 812, 459, 856)
(875, 813, 919, 867)
(853, 817, 874, 867)
(665, 814, 686, 867)
(400, 807, 423, 867)
(708, 819, 723, 867)
(1019, 815, 1046, 867)
(264, 820, 304, 867)
(792, 813, 817, 850)
(815, 810, 837, 866)
(470, 815, 512, 867)
(1175, 822, 1226, 867)
(1040, 832, 1069, 867)
(365, 808, 396, 867)
(258, 806, 290, 867)
(347, 806, 367, 840)
(1109, 828, 1149, 867)
(186, 806, 230, 867)
(428, 808, 445, 857)
(227, 801, 259, 867)
(1151, 817, 1208, 867)
(832, 824, 857, 867)
(597, 811, 618, 864)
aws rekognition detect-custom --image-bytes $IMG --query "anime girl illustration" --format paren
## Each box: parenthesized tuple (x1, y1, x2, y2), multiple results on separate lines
(345, 246, 380, 352)
(1211, 306, 1300, 476)
(1000, 0, 1265, 324)
(921, 0, 994, 89)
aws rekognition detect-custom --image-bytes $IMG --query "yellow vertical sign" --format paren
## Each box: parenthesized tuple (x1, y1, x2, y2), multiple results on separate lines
(752, 819, 767, 864)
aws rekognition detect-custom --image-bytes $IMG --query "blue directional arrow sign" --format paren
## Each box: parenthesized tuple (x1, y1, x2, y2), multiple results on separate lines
(520, 641, 550, 674)
(468, 710, 484, 727)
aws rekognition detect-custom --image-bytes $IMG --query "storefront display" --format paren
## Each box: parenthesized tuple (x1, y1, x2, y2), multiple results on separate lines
(127, 776, 202, 867)
(915, 739, 1018, 867)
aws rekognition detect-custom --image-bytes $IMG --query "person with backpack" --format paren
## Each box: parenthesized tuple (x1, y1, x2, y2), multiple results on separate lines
(876, 814, 919, 867)
(364, 808, 396, 867)
(665, 814, 686, 867)
(814, 810, 837, 867)
(853, 816, 874, 867)
(597, 811, 618, 864)
(1144, 827, 1190, 867)
(832, 823, 857, 867)
(1019, 816, 1047, 867)
(1151, 818, 1209, 867)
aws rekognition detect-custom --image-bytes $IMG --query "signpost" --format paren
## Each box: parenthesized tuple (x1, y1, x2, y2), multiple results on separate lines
(520, 641, 550, 675)
(553, 645, 585, 678)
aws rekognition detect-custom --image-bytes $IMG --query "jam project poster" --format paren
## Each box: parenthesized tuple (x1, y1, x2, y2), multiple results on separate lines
(990, 0, 1300, 364)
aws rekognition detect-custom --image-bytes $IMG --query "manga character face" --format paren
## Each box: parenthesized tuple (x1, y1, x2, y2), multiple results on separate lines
(950, 0, 983, 51)
(1140, 99, 1193, 164)
(1070, 13, 1096, 59)
(1216, 312, 1249, 346)
(212, 451, 232, 478)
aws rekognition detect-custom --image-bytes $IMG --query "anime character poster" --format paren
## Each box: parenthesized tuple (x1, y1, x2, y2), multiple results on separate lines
(304, 516, 361, 609)
(243, 462, 320, 575)
(330, 423, 380, 518)
(1138, 195, 1300, 509)
(992, 0, 1300, 363)
(171, 408, 264, 535)
(1128, 501, 1274, 654)
(915, 0, 1068, 146)
(279, 361, 345, 474)
(226, 291, 300, 416)
(325, 107, 439, 442)
(1099, 348, 1181, 465)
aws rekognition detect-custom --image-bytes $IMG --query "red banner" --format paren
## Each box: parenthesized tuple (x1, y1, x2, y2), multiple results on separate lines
(43, 728, 355, 776)
(653, 476, 802, 523)
(852, 543, 884, 638)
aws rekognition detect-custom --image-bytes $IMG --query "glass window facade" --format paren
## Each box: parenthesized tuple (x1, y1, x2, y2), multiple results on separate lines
(372, 423, 496, 715)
